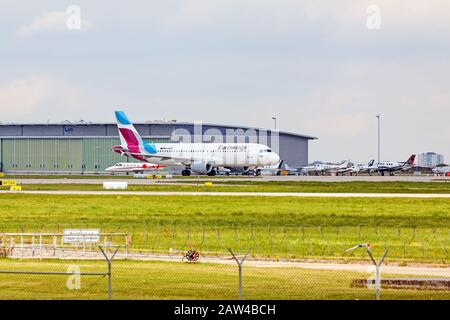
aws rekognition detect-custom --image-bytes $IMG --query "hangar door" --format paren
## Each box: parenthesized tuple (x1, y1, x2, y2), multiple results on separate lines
(0, 138, 82, 173)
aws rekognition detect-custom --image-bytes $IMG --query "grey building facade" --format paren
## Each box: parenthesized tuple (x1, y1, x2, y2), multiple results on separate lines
(0, 121, 316, 174)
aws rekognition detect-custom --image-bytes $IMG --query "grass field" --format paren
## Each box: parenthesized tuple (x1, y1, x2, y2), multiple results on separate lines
(5, 180, 450, 194)
(0, 259, 447, 300)
(0, 194, 448, 262)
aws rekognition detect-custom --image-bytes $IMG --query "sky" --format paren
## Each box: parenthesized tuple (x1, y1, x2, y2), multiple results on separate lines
(0, 0, 449, 163)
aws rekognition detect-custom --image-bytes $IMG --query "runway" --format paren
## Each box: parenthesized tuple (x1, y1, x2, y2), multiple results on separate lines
(10, 175, 450, 185)
(2, 190, 450, 198)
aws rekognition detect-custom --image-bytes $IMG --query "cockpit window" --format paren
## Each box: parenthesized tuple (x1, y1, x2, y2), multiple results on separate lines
(260, 149, 272, 153)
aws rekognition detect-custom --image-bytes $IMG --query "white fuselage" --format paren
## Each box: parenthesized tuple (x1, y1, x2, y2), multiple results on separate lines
(377, 161, 407, 172)
(302, 161, 348, 174)
(135, 143, 280, 168)
(105, 163, 164, 173)
(432, 166, 450, 175)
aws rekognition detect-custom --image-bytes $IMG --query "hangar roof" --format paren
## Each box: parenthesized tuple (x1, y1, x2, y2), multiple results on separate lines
(0, 121, 317, 140)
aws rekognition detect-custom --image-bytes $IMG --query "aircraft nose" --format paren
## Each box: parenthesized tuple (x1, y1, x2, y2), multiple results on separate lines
(272, 153, 280, 165)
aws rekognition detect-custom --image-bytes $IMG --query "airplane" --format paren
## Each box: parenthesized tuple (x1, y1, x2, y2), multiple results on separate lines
(273, 162, 304, 175)
(255, 160, 285, 176)
(376, 155, 416, 176)
(359, 159, 378, 175)
(105, 162, 165, 174)
(337, 160, 378, 176)
(112, 111, 280, 176)
(299, 163, 321, 175)
(432, 166, 450, 176)
(300, 160, 349, 176)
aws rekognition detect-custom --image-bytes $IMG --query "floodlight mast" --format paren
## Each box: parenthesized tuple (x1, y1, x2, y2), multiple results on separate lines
(345, 243, 388, 300)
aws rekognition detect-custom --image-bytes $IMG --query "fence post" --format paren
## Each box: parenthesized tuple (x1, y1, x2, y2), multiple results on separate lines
(39, 234, 42, 260)
(32, 235, 35, 257)
(367, 248, 388, 300)
(20, 235, 24, 257)
(125, 234, 129, 258)
(53, 235, 57, 256)
(228, 248, 251, 300)
(99, 246, 120, 300)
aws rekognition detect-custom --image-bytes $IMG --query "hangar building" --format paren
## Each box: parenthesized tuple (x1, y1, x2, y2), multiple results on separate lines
(0, 121, 316, 174)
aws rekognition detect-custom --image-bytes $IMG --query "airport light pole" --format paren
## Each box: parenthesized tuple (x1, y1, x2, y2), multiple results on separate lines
(376, 114, 381, 163)
(272, 117, 277, 130)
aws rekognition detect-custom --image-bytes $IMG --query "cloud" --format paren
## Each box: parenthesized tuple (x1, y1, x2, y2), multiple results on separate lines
(17, 9, 93, 37)
(0, 75, 95, 121)
(0, 76, 52, 116)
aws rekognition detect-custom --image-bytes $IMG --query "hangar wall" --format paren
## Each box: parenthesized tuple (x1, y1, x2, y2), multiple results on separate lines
(0, 123, 316, 174)
(0, 137, 169, 174)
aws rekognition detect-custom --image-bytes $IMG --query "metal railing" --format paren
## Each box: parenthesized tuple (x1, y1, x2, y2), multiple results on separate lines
(0, 233, 128, 259)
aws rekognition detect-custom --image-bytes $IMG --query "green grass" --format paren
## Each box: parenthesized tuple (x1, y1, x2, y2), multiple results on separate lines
(0, 194, 448, 262)
(2, 174, 245, 179)
(5, 180, 450, 193)
(0, 259, 447, 300)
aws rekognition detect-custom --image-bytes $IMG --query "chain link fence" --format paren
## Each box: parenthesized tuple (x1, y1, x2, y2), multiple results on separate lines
(0, 227, 449, 300)
(3, 223, 447, 263)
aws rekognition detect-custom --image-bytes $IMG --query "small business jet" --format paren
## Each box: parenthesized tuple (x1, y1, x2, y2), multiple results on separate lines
(301, 160, 350, 176)
(338, 160, 378, 176)
(105, 162, 165, 174)
(432, 166, 450, 176)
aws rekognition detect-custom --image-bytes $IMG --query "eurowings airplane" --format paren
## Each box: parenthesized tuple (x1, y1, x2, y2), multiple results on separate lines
(112, 111, 280, 176)
(105, 162, 165, 174)
(376, 155, 416, 176)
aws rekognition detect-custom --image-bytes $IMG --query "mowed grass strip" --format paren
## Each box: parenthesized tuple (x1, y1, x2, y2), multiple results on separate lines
(0, 194, 448, 262)
(8, 180, 450, 193)
(0, 259, 448, 300)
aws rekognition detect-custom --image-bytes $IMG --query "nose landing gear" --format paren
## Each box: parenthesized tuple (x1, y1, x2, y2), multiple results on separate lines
(181, 169, 191, 176)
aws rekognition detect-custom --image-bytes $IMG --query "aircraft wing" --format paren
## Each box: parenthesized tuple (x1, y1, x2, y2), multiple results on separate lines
(134, 153, 221, 166)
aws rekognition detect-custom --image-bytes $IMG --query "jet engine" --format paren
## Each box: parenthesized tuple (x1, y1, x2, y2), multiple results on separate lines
(112, 145, 128, 156)
(191, 162, 214, 175)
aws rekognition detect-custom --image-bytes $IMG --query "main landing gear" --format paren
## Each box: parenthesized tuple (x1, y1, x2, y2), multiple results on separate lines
(181, 168, 217, 176)
(207, 170, 216, 176)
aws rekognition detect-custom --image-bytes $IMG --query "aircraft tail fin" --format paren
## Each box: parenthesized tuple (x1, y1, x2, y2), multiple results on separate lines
(406, 154, 416, 165)
(341, 160, 349, 168)
(115, 110, 156, 155)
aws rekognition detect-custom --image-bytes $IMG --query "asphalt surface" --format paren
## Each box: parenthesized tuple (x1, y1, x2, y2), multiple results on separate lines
(2, 190, 450, 198)
(10, 175, 450, 185)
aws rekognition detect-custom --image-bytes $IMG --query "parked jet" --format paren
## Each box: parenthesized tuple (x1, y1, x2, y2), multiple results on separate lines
(376, 155, 416, 176)
(358, 159, 378, 175)
(255, 160, 285, 176)
(301, 160, 349, 176)
(279, 163, 301, 175)
(432, 166, 450, 176)
(105, 162, 165, 174)
(112, 111, 280, 176)
(336, 160, 378, 176)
